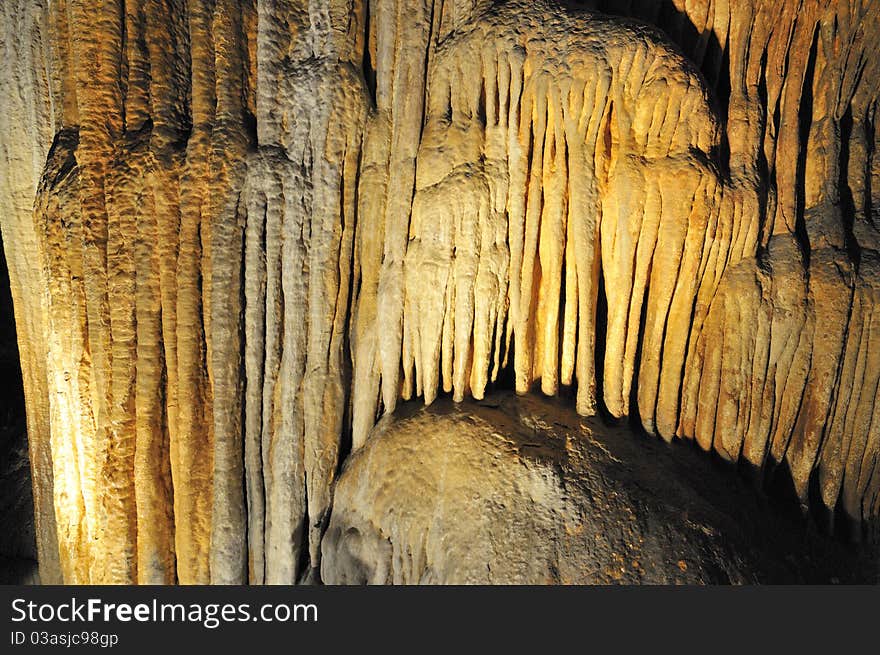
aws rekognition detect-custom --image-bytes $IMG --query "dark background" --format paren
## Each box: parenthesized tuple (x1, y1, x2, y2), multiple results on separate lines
(0, 234, 38, 583)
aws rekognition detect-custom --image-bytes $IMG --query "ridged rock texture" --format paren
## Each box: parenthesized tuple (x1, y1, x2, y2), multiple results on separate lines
(323, 393, 877, 584)
(0, 0, 878, 584)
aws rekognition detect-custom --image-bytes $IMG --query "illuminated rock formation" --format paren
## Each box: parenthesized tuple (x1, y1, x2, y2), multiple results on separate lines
(0, 0, 877, 584)
(323, 393, 876, 584)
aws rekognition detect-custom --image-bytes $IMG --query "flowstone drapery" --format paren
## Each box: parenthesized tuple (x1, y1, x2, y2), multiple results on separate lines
(1, 0, 878, 584)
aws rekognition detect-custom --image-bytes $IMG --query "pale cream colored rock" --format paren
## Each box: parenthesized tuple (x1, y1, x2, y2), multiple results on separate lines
(0, 0, 60, 584)
(323, 393, 878, 584)
(0, 0, 878, 584)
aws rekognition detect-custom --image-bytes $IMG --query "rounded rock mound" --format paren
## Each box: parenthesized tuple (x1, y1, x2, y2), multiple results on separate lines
(322, 393, 878, 584)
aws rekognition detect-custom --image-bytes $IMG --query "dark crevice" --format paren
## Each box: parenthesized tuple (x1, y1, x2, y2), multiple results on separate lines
(712, 20, 731, 102)
(337, 146, 364, 480)
(556, 137, 571, 384)
(760, 454, 867, 548)
(839, 104, 862, 268)
(294, 512, 311, 584)
(242, 109, 258, 149)
(715, 43, 732, 171)
(159, 329, 179, 585)
(361, 0, 377, 106)
(477, 74, 487, 127)
(600, 99, 614, 184)
(628, 276, 651, 434)
(0, 234, 37, 584)
(755, 47, 772, 252)
(593, 266, 613, 423)
(794, 27, 821, 269)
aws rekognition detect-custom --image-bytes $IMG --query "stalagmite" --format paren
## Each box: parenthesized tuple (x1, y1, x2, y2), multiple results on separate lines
(0, 0, 878, 584)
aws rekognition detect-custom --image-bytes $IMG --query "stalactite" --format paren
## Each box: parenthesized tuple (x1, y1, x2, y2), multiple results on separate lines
(0, 0, 878, 584)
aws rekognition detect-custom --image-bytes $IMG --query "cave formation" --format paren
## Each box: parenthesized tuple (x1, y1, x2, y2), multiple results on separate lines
(0, 0, 879, 584)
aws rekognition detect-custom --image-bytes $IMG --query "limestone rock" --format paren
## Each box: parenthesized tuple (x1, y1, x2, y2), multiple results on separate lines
(0, 0, 60, 585)
(323, 393, 877, 584)
(0, 0, 878, 584)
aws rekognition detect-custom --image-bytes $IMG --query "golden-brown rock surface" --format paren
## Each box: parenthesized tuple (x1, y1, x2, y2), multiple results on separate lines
(0, 0, 878, 583)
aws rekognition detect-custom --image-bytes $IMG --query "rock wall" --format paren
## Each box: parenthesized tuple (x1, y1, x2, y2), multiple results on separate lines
(0, 0, 877, 584)
(0, 0, 61, 583)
